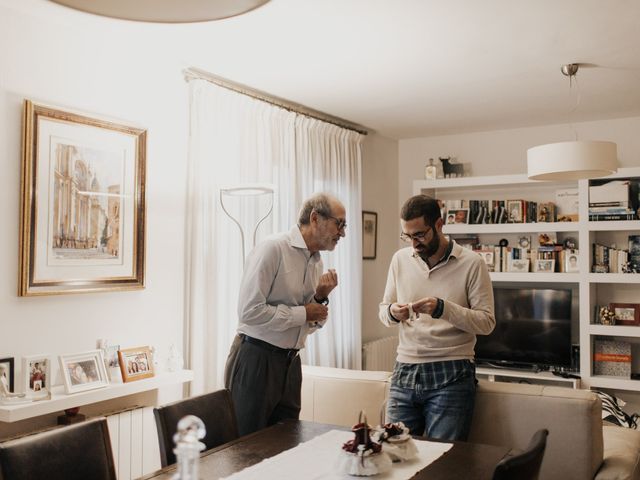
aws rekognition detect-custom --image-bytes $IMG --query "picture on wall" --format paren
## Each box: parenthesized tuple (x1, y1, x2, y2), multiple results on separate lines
(362, 211, 377, 260)
(19, 100, 147, 296)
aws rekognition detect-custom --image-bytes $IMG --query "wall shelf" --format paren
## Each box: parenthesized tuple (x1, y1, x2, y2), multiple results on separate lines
(0, 370, 193, 423)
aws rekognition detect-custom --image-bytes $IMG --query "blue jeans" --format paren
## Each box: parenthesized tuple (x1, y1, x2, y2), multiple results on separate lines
(386, 370, 476, 441)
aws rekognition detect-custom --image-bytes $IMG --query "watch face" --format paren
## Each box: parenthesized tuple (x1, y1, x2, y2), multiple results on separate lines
(518, 236, 530, 249)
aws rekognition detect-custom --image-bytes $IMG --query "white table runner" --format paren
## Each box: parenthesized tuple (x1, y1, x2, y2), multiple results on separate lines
(221, 429, 453, 480)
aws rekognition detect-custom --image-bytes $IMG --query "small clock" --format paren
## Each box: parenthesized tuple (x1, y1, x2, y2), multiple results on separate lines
(518, 236, 531, 249)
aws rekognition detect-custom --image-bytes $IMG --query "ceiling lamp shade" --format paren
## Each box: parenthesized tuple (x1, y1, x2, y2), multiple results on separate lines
(47, 0, 270, 23)
(527, 141, 618, 181)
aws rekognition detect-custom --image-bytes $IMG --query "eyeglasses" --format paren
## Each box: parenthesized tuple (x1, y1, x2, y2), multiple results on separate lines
(320, 213, 347, 230)
(400, 230, 430, 243)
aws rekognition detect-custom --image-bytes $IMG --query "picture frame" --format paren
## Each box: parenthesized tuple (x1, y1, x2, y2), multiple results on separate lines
(446, 208, 469, 224)
(59, 350, 109, 394)
(103, 344, 122, 382)
(118, 346, 155, 382)
(506, 200, 523, 223)
(565, 250, 580, 273)
(19, 100, 147, 296)
(534, 259, 555, 273)
(22, 355, 52, 396)
(0, 357, 15, 393)
(509, 258, 530, 273)
(476, 249, 495, 269)
(362, 211, 377, 260)
(609, 303, 640, 326)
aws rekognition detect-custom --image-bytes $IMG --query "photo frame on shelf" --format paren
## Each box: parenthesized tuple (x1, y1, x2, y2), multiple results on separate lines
(609, 303, 640, 326)
(22, 355, 52, 397)
(446, 208, 469, 224)
(0, 357, 15, 393)
(534, 259, 555, 273)
(59, 350, 109, 394)
(118, 346, 155, 382)
(362, 211, 377, 260)
(565, 250, 580, 273)
(19, 100, 147, 296)
(103, 344, 122, 382)
(508, 258, 530, 273)
(506, 200, 523, 223)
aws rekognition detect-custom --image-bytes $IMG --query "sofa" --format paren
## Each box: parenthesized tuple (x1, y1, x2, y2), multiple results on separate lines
(300, 365, 640, 480)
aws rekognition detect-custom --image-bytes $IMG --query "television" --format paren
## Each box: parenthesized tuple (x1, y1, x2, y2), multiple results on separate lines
(475, 287, 572, 370)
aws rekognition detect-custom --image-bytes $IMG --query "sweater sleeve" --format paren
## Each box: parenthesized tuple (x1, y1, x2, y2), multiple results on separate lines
(378, 256, 400, 327)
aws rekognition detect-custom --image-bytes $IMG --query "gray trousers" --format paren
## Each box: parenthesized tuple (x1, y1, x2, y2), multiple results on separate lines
(224, 335, 302, 436)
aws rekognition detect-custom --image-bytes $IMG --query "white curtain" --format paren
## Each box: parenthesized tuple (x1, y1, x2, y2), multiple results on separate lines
(185, 79, 363, 394)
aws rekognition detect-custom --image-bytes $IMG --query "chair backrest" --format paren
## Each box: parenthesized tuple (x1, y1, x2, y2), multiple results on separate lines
(492, 429, 549, 480)
(0, 417, 116, 480)
(154, 388, 239, 467)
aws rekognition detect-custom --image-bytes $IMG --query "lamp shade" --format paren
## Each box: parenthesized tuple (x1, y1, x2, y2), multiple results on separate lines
(527, 141, 618, 181)
(48, 0, 270, 23)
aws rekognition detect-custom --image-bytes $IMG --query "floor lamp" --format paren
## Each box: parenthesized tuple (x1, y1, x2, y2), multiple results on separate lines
(219, 185, 275, 261)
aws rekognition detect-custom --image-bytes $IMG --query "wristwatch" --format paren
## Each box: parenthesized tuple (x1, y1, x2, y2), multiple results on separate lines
(314, 296, 329, 306)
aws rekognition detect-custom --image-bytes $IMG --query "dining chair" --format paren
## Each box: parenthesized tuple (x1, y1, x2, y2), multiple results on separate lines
(492, 428, 549, 480)
(154, 388, 240, 467)
(0, 417, 116, 480)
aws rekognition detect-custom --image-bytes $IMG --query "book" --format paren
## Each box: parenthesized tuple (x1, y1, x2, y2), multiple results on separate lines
(589, 213, 637, 221)
(589, 180, 630, 205)
(593, 339, 631, 378)
(630, 235, 640, 269)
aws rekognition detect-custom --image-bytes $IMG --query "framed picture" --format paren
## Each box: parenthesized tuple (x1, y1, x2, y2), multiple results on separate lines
(362, 211, 377, 260)
(506, 200, 523, 223)
(0, 357, 15, 393)
(609, 303, 640, 326)
(565, 250, 580, 273)
(59, 350, 109, 394)
(19, 100, 147, 296)
(534, 259, 555, 272)
(118, 346, 155, 382)
(22, 355, 52, 396)
(103, 344, 122, 382)
(446, 208, 469, 224)
(509, 258, 530, 273)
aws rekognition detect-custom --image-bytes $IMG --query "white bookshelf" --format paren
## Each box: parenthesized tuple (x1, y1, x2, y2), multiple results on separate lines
(476, 367, 580, 389)
(414, 167, 640, 392)
(0, 369, 194, 423)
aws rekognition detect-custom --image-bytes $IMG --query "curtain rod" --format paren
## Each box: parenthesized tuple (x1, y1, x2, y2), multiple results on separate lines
(183, 67, 368, 136)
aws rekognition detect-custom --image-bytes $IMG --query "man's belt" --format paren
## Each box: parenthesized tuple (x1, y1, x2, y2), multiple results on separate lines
(240, 334, 299, 358)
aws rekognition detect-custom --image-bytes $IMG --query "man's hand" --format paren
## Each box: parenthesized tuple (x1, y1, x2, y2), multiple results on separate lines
(315, 269, 338, 300)
(411, 297, 438, 316)
(390, 303, 412, 322)
(305, 303, 328, 324)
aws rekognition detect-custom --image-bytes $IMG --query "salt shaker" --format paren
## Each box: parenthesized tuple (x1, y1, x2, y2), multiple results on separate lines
(172, 415, 206, 480)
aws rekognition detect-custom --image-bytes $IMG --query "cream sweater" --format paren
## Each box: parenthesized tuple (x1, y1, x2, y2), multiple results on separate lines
(379, 240, 495, 364)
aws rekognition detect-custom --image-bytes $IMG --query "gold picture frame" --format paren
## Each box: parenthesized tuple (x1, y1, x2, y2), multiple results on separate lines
(19, 100, 146, 295)
(118, 346, 155, 382)
(362, 211, 377, 260)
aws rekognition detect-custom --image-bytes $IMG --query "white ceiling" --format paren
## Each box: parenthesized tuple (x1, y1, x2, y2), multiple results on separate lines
(43, 0, 640, 139)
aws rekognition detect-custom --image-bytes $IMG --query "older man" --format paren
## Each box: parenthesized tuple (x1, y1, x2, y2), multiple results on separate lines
(224, 192, 346, 435)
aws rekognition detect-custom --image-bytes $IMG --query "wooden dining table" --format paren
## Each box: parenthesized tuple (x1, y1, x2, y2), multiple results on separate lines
(139, 419, 511, 480)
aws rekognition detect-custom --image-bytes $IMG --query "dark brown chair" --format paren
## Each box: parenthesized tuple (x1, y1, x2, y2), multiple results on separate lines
(492, 429, 549, 480)
(153, 388, 239, 467)
(0, 417, 116, 480)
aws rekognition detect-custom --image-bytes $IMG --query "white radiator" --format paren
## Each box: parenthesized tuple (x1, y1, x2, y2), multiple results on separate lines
(362, 336, 398, 372)
(106, 406, 160, 480)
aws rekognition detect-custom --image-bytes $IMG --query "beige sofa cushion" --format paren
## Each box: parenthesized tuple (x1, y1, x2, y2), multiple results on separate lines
(595, 425, 640, 480)
(469, 380, 603, 480)
(300, 365, 390, 427)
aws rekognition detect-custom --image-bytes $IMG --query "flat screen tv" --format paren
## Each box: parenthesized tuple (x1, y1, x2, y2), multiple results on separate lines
(475, 287, 572, 370)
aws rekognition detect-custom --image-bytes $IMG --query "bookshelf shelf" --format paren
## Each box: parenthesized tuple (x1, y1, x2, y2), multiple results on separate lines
(414, 166, 640, 394)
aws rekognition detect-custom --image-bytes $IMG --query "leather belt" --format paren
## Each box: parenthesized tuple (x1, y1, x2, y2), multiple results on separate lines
(240, 334, 299, 359)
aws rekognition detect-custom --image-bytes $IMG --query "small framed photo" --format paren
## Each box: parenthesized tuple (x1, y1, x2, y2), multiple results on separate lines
(509, 258, 530, 273)
(362, 211, 377, 260)
(609, 303, 640, 326)
(0, 357, 15, 393)
(118, 346, 154, 382)
(22, 355, 52, 396)
(565, 250, 580, 273)
(506, 200, 523, 223)
(446, 208, 469, 224)
(59, 350, 109, 394)
(103, 345, 122, 382)
(534, 259, 555, 272)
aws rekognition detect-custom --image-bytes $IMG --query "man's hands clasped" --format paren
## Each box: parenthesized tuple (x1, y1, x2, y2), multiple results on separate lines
(390, 297, 438, 324)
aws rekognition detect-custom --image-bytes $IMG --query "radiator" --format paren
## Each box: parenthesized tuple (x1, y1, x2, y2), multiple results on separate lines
(106, 406, 160, 480)
(362, 336, 398, 372)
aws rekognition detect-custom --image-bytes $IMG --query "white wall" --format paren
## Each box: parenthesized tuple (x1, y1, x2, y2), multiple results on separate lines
(0, 0, 189, 425)
(361, 133, 399, 343)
